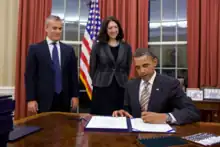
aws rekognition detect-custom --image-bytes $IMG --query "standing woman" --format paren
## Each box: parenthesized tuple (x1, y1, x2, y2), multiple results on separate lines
(89, 16, 132, 115)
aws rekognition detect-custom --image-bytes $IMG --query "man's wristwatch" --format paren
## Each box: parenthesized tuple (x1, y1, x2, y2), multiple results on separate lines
(166, 113, 172, 124)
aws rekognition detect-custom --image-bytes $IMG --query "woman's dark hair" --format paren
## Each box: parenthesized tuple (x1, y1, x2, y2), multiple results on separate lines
(97, 16, 124, 43)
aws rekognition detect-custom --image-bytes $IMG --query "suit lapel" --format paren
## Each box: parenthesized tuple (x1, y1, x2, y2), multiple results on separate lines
(103, 44, 115, 63)
(147, 74, 163, 112)
(42, 40, 53, 70)
(116, 43, 125, 65)
(59, 42, 66, 70)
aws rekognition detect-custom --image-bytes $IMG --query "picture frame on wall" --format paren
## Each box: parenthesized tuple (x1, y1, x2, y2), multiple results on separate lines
(203, 88, 220, 100)
(186, 88, 203, 101)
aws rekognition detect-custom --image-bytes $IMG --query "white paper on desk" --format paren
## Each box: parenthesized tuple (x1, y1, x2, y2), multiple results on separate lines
(131, 118, 175, 133)
(86, 116, 127, 129)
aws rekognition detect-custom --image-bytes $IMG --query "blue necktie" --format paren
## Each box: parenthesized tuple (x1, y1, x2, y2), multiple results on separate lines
(52, 42, 62, 94)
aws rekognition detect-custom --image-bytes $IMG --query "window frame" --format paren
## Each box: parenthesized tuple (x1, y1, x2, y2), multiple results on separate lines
(148, 0, 187, 79)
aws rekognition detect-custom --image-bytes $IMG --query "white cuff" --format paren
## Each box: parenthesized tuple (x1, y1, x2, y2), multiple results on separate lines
(169, 113, 177, 124)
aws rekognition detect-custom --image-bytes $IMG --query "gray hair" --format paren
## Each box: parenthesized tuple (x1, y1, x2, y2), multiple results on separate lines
(45, 15, 62, 25)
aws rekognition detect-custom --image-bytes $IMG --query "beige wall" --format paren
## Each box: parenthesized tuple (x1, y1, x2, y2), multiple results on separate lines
(0, 0, 18, 86)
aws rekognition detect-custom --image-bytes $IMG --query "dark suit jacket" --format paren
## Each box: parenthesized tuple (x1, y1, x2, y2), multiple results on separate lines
(125, 73, 200, 125)
(89, 41, 132, 87)
(25, 40, 79, 112)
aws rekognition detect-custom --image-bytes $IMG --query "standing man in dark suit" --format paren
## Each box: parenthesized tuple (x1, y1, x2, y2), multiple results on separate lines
(25, 15, 79, 113)
(113, 48, 200, 125)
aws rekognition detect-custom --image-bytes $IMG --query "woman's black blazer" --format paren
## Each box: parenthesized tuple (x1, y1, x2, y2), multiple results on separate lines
(89, 41, 132, 88)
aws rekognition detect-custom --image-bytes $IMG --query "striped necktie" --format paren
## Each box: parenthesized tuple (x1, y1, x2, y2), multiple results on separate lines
(140, 82, 150, 111)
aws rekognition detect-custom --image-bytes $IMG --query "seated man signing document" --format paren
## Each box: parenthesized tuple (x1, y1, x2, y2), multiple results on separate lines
(112, 48, 200, 125)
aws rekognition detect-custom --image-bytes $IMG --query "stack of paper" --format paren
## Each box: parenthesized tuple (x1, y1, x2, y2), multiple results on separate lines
(85, 116, 128, 131)
(131, 118, 175, 133)
(183, 133, 220, 146)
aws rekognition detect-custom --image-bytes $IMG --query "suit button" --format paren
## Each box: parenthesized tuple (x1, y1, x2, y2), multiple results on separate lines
(112, 68, 116, 71)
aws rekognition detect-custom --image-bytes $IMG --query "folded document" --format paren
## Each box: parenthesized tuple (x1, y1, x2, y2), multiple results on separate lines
(131, 118, 175, 133)
(85, 116, 128, 131)
(8, 126, 41, 142)
(84, 116, 175, 133)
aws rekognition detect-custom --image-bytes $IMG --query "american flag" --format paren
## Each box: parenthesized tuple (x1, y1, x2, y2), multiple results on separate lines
(80, 0, 101, 100)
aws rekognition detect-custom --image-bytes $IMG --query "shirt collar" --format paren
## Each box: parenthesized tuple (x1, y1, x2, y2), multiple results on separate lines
(46, 37, 59, 46)
(141, 71, 156, 86)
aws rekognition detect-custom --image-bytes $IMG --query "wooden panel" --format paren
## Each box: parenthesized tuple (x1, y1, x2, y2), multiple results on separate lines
(193, 100, 220, 122)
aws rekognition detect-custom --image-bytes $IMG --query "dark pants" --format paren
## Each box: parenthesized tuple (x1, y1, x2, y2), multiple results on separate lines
(50, 92, 70, 112)
(90, 77, 125, 116)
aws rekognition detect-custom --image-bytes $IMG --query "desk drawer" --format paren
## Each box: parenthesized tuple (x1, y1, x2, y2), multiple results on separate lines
(194, 101, 220, 122)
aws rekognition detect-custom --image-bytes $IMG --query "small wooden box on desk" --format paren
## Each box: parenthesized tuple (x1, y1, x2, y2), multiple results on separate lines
(193, 100, 220, 122)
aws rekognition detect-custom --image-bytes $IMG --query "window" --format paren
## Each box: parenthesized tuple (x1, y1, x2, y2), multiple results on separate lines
(148, 0, 187, 83)
(52, 0, 90, 42)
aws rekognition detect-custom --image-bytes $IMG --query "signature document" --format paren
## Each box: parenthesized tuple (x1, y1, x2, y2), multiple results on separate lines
(131, 118, 175, 133)
(85, 116, 127, 129)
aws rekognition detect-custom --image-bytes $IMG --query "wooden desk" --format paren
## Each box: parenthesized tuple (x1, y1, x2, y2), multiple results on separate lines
(194, 100, 220, 122)
(7, 112, 220, 147)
